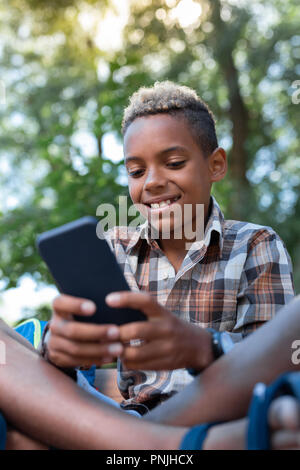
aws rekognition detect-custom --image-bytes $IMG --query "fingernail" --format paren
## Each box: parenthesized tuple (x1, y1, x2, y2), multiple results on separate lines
(81, 301, 96, 313)
(107, 327, 119, 339)
(106, 293, 121, 304)
(108, 343, 123, 355)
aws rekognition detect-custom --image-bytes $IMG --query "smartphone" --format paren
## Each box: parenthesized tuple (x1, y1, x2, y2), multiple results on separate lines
(36, 216, 146, 325)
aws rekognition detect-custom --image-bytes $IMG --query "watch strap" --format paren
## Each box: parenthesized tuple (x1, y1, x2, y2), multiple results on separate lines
(206, 328, 224, 359)
(187, 328, 223, 377)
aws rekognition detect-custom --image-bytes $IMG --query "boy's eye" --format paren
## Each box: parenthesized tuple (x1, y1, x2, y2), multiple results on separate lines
(167, 160, 185, 168)
(127, 168, 144, 178)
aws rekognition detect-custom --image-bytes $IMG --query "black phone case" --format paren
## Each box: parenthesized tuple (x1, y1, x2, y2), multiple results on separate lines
(36, 216, 146, 325)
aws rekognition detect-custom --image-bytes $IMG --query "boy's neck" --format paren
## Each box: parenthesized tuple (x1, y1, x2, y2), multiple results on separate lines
(157, 238, 190, 274)
(157, 202, 212, 272)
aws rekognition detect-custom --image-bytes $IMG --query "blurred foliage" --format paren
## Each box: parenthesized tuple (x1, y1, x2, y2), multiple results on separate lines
(14, 303, 52, 325)
(0, 0, 299, 323)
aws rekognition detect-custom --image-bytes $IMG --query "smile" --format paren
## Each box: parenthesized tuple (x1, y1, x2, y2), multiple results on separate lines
(146, 196, 181, 210)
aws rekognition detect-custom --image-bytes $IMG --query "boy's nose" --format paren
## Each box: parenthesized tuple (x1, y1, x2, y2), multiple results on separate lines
(144, 168, 167, 192)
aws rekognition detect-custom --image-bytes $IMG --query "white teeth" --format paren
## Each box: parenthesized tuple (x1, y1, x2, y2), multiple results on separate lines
(159, 200, 170, 208)
(150, 198, 178, 209)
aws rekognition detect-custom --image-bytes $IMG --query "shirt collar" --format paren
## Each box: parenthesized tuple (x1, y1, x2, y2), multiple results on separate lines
(202, 196, 224, 252)
(125, 196, 224, 254)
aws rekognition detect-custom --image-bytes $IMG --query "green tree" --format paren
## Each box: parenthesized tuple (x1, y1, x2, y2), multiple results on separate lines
(107, 0, 300, 287)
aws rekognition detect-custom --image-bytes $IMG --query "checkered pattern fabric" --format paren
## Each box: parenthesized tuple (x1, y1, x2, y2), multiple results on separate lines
(104, 197, 294, 410)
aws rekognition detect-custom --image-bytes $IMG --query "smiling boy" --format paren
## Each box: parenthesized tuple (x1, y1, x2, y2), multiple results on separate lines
(43, 81, 294, 414)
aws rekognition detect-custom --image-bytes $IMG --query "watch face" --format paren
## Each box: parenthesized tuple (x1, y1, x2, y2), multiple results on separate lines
(220, 332, 235, 354)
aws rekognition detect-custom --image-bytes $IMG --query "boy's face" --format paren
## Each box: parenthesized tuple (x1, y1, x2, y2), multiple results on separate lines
(124, 114, 226, 237)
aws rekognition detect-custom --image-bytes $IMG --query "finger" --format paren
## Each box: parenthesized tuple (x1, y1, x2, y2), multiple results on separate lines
(46, 350, 104, 368)
(269, 396, 300, 431)
(48, 343, 123, 368)
(105, 291, 164, 319)
(48, 334, 123, 360)
(50, 318, 120, 342)
(271, 430, 300, 450)
(119, 320, 171, 343)
(121, 340, 175, 370)
(53, 295, 96, 318)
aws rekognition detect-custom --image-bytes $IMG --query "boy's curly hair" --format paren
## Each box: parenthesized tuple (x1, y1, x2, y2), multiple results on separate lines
(122, 81, 218, 157)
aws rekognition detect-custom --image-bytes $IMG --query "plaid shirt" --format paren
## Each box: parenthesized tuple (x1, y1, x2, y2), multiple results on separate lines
(104, 197, 294, 411)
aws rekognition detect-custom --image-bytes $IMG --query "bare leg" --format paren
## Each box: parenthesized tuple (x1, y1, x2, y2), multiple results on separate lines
(0, 326, 186, 449)
(6, 428, 49, 450)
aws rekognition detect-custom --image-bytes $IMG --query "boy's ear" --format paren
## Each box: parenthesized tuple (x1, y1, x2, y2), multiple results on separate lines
(208, 148, 227, 182)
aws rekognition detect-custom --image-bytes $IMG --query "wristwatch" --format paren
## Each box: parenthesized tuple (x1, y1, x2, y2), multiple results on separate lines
(187, 328, 235, 377)
(208, 328, 235, 359)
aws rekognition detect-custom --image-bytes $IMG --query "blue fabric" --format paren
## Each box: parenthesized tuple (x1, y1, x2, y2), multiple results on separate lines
(76, 370, 140, 416)
(247, 372, 300, 450)
(78, 365, 96, 387)
(179, 422, 219, 450)
(0, 412, 7, 450)
(15, 320, 47, 348)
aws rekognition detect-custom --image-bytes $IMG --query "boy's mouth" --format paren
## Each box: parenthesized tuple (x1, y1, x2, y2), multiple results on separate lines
(144, 196, 181, 211)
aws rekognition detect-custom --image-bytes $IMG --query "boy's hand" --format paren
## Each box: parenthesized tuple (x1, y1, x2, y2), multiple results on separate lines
(45, 294, 123, 368)
(106, 291, 214, 371)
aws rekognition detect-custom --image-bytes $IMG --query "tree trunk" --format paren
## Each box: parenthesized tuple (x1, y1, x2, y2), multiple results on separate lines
(210, 0, 251, 220)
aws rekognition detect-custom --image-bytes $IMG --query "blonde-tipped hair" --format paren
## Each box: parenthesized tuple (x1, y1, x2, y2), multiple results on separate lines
(122, 81, 218, 156)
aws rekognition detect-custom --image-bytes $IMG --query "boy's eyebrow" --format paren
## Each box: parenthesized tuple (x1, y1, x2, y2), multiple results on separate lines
(124, 156, 141, 164)
(160, 145, 188, 155)
(125, 146, 188, 164)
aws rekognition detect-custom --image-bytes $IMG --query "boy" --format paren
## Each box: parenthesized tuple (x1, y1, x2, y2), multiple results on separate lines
(42, 81, 294, 414)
